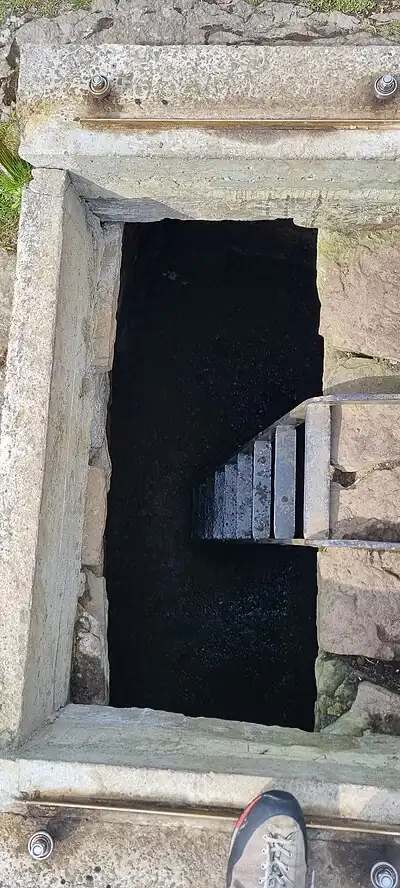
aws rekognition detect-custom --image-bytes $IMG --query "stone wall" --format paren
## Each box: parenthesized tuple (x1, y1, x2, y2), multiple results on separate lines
(315, 228, 400, 736)
(71, 222, 123, 706)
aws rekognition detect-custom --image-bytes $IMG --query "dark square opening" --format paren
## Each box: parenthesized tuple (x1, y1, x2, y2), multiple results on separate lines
(106, 219, 323, 730)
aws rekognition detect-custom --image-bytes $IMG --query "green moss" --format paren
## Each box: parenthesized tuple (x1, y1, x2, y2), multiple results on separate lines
(0, 117, 31, 252)
(0, 0, 90, 22)
(377, 20, 400, 39)
(318, 228, 400, 266)
(307, 0, 373, 13)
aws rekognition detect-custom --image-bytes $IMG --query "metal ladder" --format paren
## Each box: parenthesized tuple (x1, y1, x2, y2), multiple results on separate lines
(193, 393, 400, 550)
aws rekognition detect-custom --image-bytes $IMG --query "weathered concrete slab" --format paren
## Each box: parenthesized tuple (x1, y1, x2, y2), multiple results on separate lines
(18, 45, 400, 124)
(319, 230, 400, 361)
(318, 549, 400, 660)
(0, 170, 100, 745)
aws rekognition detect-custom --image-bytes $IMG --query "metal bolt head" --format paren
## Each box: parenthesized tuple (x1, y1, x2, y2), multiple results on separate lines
(89, 74, 110, 98)
(374, 73, 398, 99)
(371, 862, 399, 888)
(28, 831, 54, 861)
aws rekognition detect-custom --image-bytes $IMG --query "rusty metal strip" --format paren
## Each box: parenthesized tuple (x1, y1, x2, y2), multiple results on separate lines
(79, 117, 400, 131)
(25, 798, 400, 835)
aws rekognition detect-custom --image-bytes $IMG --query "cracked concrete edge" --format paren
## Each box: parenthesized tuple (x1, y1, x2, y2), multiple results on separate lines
(1, 704, 400, 822)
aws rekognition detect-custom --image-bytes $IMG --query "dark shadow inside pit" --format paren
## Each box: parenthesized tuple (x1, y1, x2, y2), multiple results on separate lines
(106, 219, 323, 729)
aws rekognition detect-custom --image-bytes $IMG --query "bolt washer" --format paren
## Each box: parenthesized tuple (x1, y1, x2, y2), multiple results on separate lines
(371, 862, 399, 888)
(374, 74, 398, 100)
(89, 74, 110, 98)
(28, 831, 54, 861)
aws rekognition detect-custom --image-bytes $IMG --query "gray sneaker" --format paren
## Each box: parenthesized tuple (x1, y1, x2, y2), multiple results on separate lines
(226, 789, 307, 888)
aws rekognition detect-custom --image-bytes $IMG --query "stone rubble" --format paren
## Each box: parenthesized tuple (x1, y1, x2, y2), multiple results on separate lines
(70, 569, 109, 704)
(314, 653, 359, 731)
(323, 681, 400, 736)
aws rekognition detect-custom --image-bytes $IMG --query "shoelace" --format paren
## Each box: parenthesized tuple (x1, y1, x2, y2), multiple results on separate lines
(258, 833, 295, 888)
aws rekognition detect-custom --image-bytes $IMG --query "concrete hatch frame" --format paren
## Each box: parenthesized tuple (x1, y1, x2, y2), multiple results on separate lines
(0, 43, 400, 835)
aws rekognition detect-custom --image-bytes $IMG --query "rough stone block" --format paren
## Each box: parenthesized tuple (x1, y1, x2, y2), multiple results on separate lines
(317, 549, 400, 660)
(330, 403, 400, 541)
(331, 469, 400, 543)
(323, 681, 400, 737)
(331, 403, 400, 472)
(323, 350, 400, 396)
(82, 466, 107, 568)
(71, 582, 109, 705)
(90, 370, 110, 452)
(90, 436, 112, 491)
(93, 222, 123, 370)
(314, 653, 358, 732)
(318, 229, 400, 361)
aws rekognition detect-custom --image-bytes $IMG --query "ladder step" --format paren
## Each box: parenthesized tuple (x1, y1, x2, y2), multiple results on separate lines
(252, 439, 272, 540)
(303, 403, 331, 540)
(236, 452, 253, 539)
(213, 469, 225, 539)
(223, 461, 238, 539)
(274, 425, 296, 540)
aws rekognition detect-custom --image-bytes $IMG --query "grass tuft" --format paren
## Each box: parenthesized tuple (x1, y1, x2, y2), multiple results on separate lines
(0, 118, 31, 252)
(307, 0, 400, 13)
(0, 0, 90, 24)
(307, 0, 373, 14)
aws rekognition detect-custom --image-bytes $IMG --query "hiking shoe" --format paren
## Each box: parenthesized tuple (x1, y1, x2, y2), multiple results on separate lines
(226, 789, 308, 888)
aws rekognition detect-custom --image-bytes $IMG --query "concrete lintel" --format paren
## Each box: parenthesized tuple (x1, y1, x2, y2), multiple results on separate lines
(17, 45, 400, 223)
(18, 45, 400, 123)
(83, 186, 400, 229)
